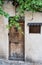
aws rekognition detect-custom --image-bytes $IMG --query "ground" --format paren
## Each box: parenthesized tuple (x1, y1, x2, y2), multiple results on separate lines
(0, 59, 42, 65)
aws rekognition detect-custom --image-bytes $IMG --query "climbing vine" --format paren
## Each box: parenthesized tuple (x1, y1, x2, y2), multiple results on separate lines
(0, 0, 42, 30)
(16, 0, 42, 12)
(0, 0, 9, 18)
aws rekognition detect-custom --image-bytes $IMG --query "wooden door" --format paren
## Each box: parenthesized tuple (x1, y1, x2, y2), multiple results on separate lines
(9, 18, 25, 61)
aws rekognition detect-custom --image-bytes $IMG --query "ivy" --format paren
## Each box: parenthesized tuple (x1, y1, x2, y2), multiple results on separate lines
(0, 0, 42, 32)
(7, 15, 20, 28)
(0, 0, 9, 18)
(16, 0, 42, 12)
(0, 0, 42, 17)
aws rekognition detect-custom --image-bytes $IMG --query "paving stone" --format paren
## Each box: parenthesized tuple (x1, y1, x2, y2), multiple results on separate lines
(0, 59, 42, 65)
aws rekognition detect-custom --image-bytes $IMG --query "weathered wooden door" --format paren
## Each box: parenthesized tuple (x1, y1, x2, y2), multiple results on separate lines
(9, 18, 25, 60)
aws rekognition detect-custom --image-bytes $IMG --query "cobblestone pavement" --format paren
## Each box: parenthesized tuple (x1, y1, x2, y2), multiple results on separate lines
(0, 59, 42, 65)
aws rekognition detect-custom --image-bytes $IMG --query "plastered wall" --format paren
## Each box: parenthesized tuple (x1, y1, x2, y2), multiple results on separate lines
(25, 11, 42, 62)
(0, 2, 15, 59)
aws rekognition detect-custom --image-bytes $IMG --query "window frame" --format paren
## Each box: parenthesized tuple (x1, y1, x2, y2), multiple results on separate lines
(29, 24, 41, 34)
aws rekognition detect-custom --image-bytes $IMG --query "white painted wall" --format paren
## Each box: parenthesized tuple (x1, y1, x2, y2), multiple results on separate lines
(25, 11, 42, 62)
(0, 16, 6, 58)
(0, 2, 15, 59)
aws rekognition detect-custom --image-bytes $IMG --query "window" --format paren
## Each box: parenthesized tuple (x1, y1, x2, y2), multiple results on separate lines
(29, 25, 41, 33)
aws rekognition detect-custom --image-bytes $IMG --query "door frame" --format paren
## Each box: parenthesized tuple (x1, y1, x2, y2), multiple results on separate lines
(8, 16, 25, 61)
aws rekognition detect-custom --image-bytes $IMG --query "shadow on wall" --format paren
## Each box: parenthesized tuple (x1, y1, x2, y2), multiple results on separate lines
(0, 47, 6, 59)
(25, 56, 38, 63)
(25, 56, 42, 64)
